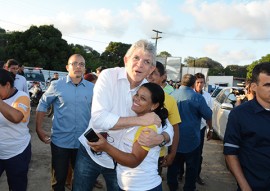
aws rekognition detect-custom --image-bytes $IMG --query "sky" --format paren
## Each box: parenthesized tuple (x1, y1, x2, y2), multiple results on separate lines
(1, 0, 270, 67)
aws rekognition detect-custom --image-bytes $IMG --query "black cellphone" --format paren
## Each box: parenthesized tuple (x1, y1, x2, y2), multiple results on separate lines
(84, 128, 99, 142)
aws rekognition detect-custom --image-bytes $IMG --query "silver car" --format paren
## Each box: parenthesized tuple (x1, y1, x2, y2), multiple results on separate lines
(212, 87, 245, 140)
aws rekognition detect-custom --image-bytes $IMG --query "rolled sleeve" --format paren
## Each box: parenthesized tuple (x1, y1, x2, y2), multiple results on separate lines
(91, 70, 121, 131)
(36, 82, 56, 112)
(223, 110, 241, 155)
(164, 119, 174, 146)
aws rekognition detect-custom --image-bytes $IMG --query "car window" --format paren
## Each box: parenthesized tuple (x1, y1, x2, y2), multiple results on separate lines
(216, 89, 231, 104)
(211, 88, 222, 98)
(25, 72, 45, 82)
(224, 93, 237, 105)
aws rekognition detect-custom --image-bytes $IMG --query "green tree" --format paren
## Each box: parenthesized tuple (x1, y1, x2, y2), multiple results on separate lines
(157, 51, 171, 57)
(184, 56, 224, 75)
(22, 25, 72, 70)
(224, 65, 248, 78)
(101, 41, 131, 68)
(247, 54, 270, 79)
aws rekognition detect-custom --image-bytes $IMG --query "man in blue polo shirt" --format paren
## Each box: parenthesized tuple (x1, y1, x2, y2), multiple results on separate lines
(36, 54, 94, 191)
(167, 74, 212, 191)
(224, 62, 270, 190)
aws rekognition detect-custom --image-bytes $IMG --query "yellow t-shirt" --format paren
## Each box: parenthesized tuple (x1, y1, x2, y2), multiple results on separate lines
(160, 93, 181, 157)
(134, 125, 157, 151)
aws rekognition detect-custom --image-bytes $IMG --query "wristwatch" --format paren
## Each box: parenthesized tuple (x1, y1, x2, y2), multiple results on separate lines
(159, 134, 167, 147)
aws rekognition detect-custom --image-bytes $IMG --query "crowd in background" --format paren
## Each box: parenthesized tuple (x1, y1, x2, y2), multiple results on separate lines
(1, 40, 270, 191)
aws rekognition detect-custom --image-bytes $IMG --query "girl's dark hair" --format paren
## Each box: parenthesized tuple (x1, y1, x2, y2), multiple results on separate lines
(141, 82, 168, 127)
(0, 69, 14, 87)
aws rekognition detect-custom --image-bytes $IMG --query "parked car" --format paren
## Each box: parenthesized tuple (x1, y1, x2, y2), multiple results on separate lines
(24, 67, 46, 92)
(212, 87, 245, 140)
(211, 87, 224, 98)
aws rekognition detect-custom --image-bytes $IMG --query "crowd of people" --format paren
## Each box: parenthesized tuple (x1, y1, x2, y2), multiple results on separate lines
(0, 39, 270, 191)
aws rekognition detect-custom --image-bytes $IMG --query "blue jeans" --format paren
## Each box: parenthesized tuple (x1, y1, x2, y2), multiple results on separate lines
(198, 126, 206, 177)
(0, 142, 31, 191)
(167, 146, 200, 191)
(50, 142, 78, 191)
(73, 144, 118, 191)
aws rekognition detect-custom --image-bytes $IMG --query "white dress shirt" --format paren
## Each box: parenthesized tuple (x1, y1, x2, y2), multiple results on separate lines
(14, 74, 29, 95)
(79, 67, 174, 168)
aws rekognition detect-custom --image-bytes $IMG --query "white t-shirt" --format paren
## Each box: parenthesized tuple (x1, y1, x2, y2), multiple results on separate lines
(117, 125, 163, 191)
(14, 74, 29, 95)
(201, 90, 213, 129)
(79, 67, 174, 168)
(0, 90, 31, 159)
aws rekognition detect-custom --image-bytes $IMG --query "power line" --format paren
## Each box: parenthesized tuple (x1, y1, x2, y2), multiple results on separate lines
(163, 31, 270, 41)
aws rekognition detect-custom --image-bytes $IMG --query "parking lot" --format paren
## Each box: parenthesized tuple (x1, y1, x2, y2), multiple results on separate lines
(0, 108, 237, 191)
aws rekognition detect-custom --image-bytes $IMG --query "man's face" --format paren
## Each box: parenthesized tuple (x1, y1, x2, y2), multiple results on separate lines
(252, 73, 270, 107)
(195, 78, 205, 92)
(7, 65, 19, 75)
(147, 68, 164, 86)
(66, 56, 85, 79)
(54, 74, 59, 79)
(124, 48, 155, 87)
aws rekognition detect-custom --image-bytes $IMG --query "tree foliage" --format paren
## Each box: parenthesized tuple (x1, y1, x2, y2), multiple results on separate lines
(224, 65, 248, 78)
(246, 54, 270, 79)
(101, 41, 130, 68)
(157, 51, 171, 57)
(184, 56, 224, 75)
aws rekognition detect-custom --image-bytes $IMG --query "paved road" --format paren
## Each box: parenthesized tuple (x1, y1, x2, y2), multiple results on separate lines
(0, 109, 237, 191)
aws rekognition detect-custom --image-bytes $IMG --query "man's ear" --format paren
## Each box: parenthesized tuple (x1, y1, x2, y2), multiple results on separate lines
(66, 65, 69, 72)
(251, 82, 257, 93)
(124, 56, 128, 67)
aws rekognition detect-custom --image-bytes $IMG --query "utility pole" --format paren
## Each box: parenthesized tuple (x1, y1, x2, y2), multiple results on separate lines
(152, 29, 162, 50)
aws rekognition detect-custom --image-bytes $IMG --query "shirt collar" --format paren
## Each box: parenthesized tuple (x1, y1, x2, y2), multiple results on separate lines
(251, 98, 267, 113)
(65, 75, 86, 86)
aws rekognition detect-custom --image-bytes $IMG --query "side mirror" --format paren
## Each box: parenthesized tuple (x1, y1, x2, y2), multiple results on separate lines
(221, 103, 233, 110)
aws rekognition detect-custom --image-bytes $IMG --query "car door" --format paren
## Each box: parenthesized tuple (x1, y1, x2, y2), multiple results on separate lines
(212, 89, 231, 140)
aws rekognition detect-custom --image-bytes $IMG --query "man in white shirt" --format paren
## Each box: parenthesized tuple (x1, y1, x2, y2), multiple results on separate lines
(194, 72, 213, 185)
(5, 59, 29, 95)
(73, 39, 174, 191)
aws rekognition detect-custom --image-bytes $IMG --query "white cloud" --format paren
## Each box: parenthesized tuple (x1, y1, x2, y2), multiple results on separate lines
(84, 8, 133, 37)
(135, 0, 172, 36)
(203, 44, 256, 67)
(183, 0, 270, 38)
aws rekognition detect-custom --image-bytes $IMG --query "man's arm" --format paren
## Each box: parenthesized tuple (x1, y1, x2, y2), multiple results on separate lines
(112, 112, 161, 130)
(36, 111, 51, 144)
(163, 123, 179, 166)
(225, 155, 252, 191)
(206, 119, 213, 140)
(137, 119, 174, 148)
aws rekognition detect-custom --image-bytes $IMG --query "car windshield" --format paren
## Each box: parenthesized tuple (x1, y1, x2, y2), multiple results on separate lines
(211, 88, 222, 97)
(25, 72, 45, 82)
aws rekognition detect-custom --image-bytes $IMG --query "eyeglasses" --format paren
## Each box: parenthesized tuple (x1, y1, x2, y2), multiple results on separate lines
(69, 62, 85, 67)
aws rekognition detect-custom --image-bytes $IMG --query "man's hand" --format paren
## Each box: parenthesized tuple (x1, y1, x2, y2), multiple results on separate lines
(139, 112, 161, 127)
(36, 128, 51, 144)
(162, 153, 176, 167)
(206, 130, 213, 141)
(137, 128, 162, 148)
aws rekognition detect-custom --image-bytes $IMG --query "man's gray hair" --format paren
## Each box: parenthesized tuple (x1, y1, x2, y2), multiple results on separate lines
(125, 39, 156, 66)
(181, 74, 196, 87)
